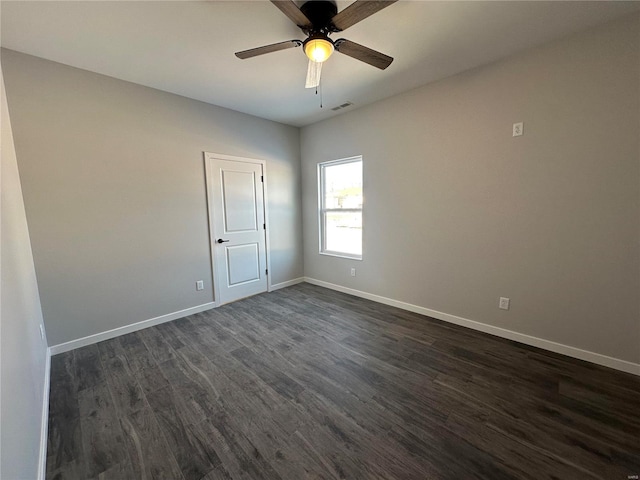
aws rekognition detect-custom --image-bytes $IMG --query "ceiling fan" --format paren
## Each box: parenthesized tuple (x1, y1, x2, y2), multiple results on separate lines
(235, 0, 397, 89)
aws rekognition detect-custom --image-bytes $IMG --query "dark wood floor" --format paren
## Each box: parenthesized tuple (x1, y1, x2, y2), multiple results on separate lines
(46, 283, 640, 480)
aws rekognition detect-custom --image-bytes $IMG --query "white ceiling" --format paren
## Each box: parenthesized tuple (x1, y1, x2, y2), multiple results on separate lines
(2, 1, 639, 127)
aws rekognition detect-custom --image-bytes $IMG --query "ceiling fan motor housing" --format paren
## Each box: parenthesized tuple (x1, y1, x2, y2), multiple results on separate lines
(300, 0, 338, 33)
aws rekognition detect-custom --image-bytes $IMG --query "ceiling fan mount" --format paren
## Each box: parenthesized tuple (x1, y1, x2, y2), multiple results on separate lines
(235, 0, 397, 89)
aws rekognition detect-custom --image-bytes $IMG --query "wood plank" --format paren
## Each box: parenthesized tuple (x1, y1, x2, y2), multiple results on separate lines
(146, 386, 222, 480)
(75, 344, 104, 391)
(120, 406, 185, 480)
(78, 381, 132, 478)
(47, 351, 84, 472)
(119, 331, 157, 372)
(102, 354, 146, 416)
(138, 326, 180, 364)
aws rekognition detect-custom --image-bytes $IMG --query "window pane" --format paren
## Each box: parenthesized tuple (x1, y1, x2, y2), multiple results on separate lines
(325, 211, 362, 256)
(323, 161, 362, 210)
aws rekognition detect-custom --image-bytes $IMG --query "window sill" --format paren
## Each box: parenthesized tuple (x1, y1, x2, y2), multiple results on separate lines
(319, 251, 363, 261)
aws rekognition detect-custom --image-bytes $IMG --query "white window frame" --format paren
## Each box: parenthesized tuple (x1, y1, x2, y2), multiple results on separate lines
(318, 156, 363, 260)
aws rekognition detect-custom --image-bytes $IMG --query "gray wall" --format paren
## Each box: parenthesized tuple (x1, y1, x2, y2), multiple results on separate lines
(301, 14, 640, 364)
(1, 63, 49, 479)
(2, 49, 303, 346)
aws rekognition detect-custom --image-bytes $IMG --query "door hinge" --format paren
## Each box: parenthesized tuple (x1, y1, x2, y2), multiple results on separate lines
(261, 175, 264, 182)
(265, 269, 268, 275)
(263, 223, 266, 230)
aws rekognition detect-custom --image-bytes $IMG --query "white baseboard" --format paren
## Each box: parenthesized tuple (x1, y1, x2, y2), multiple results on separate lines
(49, 302, 215, 355)
(270, 277, 305, 292)
(303, 277, 640, 376)
(38, 347, 51, 480)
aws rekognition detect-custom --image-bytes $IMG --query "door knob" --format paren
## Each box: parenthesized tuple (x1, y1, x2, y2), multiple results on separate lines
(217, 239, 230, 243)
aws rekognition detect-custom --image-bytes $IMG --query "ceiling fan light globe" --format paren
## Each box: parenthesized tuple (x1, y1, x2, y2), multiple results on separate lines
(304, 38, 334, 63)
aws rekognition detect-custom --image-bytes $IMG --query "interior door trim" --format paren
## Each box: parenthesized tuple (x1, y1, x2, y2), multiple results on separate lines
(203, 152, 272, 306)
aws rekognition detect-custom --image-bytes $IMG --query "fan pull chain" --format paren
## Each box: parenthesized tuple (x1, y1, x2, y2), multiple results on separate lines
(315, 83, 323, 109)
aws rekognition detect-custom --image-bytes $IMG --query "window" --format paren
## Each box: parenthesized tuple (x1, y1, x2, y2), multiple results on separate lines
(318, 156, 363, 259)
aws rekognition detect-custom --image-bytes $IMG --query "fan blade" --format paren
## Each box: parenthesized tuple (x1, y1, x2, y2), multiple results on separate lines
(305, 60, 322, 89)
(235, 40, 302, 59)
(334, 39, 393, 69)
(331, 0, 398, 31)
(270, 0, 312, 29)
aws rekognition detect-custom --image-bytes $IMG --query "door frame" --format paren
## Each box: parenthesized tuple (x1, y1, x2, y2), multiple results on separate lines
(204, 152, 272, 306)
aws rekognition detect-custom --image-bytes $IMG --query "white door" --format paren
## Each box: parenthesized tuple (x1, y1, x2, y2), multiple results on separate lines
(206, 155, 268, 305)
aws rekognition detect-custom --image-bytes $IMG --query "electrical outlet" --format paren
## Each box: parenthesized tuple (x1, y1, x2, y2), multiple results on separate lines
(39, 324, 46, 340)
(512, 122, 524, 137)
(350, 268, 356, 277)
(196, 280, 204, 291)
(499, 297, 510, 310)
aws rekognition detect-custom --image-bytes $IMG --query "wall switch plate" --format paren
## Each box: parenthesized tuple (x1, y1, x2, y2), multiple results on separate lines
(499, 297, 510, 310)
(350, 268, 356, 277)
(196, 280, 204, 291)
(512, 122, 524, 137)
(39, 324, 46, 340)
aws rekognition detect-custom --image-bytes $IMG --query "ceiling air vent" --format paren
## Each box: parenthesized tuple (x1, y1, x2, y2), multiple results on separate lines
(331, 101, 354, 112)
